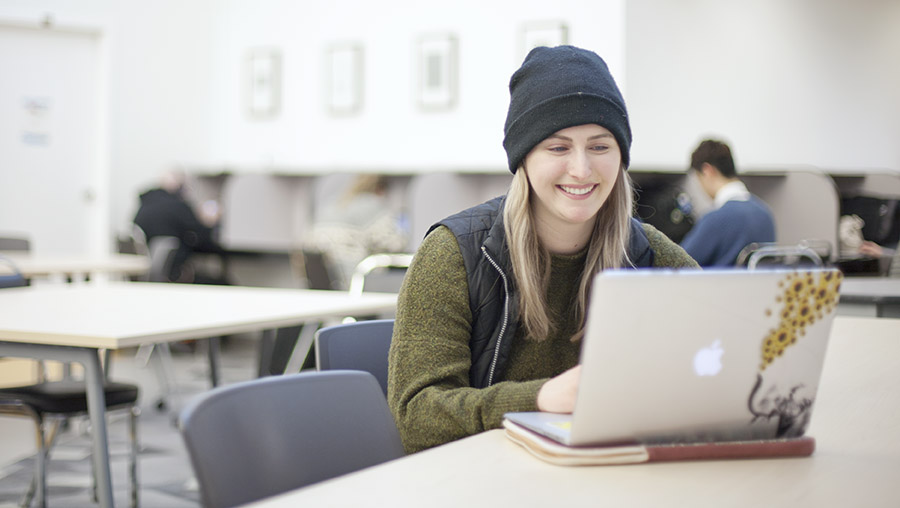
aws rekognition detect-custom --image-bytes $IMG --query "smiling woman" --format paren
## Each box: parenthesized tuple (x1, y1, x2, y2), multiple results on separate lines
(387, 45, 699, 454)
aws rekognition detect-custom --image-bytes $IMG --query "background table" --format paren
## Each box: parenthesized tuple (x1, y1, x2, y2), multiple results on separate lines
(838, 277, 900, 318)
(0, 282, 397, 508)
(246, 316, 900, 508)
(0, 253, 150, 283)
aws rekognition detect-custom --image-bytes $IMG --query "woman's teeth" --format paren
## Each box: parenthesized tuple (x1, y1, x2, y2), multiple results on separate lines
(561, 185, 594, 195)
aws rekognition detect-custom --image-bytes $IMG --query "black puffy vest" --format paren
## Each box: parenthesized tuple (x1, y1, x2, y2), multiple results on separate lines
(429, 196, 655, 388)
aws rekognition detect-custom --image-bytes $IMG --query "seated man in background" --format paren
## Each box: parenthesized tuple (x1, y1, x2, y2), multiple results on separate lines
(680, 139, 776, 267)
(134, 169, 228, 284)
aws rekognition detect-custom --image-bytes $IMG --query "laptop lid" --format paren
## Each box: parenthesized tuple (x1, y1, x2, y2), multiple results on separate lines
(508, 268, 842, 447)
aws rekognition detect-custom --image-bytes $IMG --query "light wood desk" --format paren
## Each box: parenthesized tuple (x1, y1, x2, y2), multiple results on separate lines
(838, 277, 900, 318)
(0, 252, 150, 283)
(246, 316, 900, 508)
(0, 282, 397, 508)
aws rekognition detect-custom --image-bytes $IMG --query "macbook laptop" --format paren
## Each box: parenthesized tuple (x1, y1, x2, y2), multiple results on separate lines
(505, 268, 843, 446)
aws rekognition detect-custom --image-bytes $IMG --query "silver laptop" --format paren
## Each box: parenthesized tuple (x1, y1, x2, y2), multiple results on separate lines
(505, 268, 843, 446)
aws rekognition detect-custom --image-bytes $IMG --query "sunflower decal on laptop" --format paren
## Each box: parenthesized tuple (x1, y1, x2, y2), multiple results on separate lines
(748, 270, 842, 438)
(760, 271, 843, 370)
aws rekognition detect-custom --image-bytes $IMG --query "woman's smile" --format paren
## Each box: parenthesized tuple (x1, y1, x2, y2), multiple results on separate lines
(558, 184, 597, 198)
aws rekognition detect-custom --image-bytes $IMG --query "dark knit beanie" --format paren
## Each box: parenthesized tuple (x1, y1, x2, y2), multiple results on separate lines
(503, 45, 632, 173)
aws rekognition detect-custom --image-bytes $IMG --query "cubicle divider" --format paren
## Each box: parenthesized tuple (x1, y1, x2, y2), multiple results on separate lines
(741, 168, 841, 254)
(187, 167, 897, 274)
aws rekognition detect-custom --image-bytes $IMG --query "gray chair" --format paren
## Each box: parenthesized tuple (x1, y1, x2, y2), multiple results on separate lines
(140, 230, 222, 410)
(147, 235, 181, 283)
(179, 370, 404, 508)
(0, 236, 31, 286)
(0, 235, 31, 252)
(315, 319, 394, 395)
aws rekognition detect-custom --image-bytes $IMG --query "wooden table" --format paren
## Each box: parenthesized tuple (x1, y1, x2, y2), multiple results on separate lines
(245, 316, 900, 508)
(0, 282, 397, 508)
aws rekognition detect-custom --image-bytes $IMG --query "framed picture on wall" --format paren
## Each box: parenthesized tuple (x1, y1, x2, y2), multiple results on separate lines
(520, 21, 569, 59)
(416, 34, 458, 111)
(326, 43, 363, 115)
(247, 48, 281, 118)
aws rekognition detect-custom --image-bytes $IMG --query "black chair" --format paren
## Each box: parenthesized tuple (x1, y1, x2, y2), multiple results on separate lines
(0, 255, 140, 507)
(179, 370, 404, 508)
(0, 382, 140, 507)
(315, 319, 394, 395)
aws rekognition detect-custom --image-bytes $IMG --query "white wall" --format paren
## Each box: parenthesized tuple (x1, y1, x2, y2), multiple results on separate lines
(1, 0, 898, 254)
(625, 0, 900, 171)
(0, 0, 218, 247)
(203, 0, 626, 172)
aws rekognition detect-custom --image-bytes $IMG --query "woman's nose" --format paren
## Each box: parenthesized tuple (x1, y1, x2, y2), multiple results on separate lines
(567, 150, 592, 179)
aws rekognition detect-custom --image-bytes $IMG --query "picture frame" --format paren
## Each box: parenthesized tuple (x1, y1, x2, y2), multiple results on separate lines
(247, 48, 281, 118)
(520, 21, 569, 59)
(326, 43, 364, 115)
(416, 34, 458, 111)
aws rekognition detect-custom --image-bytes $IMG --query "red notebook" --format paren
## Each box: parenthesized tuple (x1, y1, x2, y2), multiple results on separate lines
(502, 419, 816, 466)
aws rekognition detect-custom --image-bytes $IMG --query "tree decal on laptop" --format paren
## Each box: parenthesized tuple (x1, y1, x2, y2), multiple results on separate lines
(748, 271, 842, 437)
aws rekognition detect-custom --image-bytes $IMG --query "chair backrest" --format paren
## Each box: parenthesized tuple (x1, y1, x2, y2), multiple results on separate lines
(348, 253, 412, 295)
(297, 248, 337, 290)
(737, 241, 828, 270)
(147, 236, 180, 282)
(746, 244, 824, 270)
(179, 370, 404, 508)
(0, 236, 30, 252)
(0, 255, 27, 289)
(315, 319, 394, 395)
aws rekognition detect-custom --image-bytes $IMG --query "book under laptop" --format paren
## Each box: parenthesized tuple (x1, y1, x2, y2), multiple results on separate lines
(504, 268, 843, 450)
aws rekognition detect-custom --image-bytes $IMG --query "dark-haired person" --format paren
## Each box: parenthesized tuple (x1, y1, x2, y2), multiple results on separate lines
(680, 139, 776, 267)
(387, 45, 699, 454)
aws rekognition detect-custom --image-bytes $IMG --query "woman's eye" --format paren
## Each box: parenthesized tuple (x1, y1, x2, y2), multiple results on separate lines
(548, 146, 568, 152)
(590, 145, 609, 152)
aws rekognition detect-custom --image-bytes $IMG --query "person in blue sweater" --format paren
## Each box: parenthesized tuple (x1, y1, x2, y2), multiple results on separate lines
(680, 139, 775, 267)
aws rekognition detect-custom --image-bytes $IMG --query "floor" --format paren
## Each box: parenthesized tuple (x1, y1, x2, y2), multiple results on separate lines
(0, 337, 262, 508)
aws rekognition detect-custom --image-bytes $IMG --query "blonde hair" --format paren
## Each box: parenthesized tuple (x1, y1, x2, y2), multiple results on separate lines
(503, 165, 634, 341)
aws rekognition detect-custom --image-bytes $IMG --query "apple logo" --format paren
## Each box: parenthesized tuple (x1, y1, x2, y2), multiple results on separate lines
(693, 339, 724, 376)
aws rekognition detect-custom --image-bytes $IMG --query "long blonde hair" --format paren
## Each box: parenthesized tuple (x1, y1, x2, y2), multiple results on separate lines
(503, 165, 634, 341)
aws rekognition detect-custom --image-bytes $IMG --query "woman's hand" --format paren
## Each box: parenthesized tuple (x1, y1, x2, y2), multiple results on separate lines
(536, 365, 582, 413)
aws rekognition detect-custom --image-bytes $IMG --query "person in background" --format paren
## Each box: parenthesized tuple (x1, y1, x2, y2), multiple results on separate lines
(305, 174, 409, 289)
(387, 45, 699, 454)
(680, 139, 776, 267)
(134, 169, 227, 284)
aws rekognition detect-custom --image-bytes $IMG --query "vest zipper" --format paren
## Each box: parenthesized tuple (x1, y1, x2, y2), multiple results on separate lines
(481, 246, 509, 387)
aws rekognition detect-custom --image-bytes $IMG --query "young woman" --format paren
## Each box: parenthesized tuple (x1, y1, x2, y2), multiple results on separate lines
(387, 45, 699, 453)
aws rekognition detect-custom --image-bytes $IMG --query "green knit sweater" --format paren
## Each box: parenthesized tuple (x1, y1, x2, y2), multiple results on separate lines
(387, 223, 699, 453)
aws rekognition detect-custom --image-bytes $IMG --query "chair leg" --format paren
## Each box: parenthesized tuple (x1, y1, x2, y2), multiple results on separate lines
(129, 405, 140, 508)
(143, 342, 181, 411)
(22, 413, 46, 508)
(207, 337, 221, 388)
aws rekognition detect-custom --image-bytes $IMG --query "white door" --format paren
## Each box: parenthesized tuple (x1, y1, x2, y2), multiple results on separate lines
(0, 24, 102, 255)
